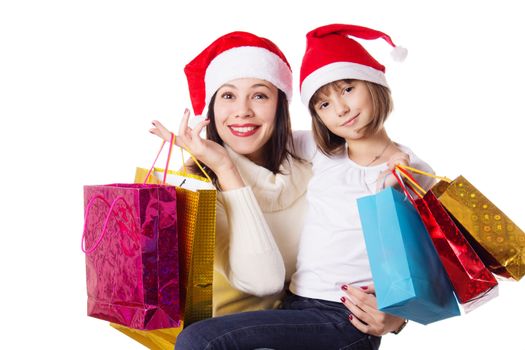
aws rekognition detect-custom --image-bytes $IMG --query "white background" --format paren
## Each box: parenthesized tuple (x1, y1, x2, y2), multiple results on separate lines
(1, 0, 524, 349)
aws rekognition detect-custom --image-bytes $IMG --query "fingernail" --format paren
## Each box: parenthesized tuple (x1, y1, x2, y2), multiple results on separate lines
(340, 296, 346, 303)
(341, 285, 348, 290)
(360, 286, 368, 290)
(348, 314, 353, 320)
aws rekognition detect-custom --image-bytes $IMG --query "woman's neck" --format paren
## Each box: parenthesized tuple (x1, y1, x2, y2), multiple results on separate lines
(346, 129, 394, 167)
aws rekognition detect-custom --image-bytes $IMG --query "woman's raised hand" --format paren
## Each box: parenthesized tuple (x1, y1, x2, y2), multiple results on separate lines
(149, 110, 227, 171)
(175, 109, 233, 175)
(149, 119, 173, 143)
(150, 109, 244, 190)
(340, 284, 406, 336)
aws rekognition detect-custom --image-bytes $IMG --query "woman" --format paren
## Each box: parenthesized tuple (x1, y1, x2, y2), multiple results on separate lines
(150, 30, 405, 348)
(155, 31, 313, 316)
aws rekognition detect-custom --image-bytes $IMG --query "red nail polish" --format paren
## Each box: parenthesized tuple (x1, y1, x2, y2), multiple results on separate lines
(341, 285, 348, 290)
(349, 314, 353, 320)
(340, 296, 346, 303)
(360, 286, 368, 290)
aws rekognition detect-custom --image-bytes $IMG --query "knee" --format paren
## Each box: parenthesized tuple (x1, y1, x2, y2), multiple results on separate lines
(175, 323, 209, 350)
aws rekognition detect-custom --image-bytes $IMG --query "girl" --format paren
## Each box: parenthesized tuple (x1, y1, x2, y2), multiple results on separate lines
(173, 24, 423, 350)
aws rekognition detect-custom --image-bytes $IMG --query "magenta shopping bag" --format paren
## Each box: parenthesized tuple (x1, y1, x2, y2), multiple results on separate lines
(82, 183, 181, 330)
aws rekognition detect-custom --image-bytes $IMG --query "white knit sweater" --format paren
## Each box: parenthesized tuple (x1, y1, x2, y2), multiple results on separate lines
(213, 145, 312, 316)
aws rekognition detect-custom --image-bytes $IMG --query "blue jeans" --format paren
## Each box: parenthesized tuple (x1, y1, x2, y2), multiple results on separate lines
(175, 292, 381, 350)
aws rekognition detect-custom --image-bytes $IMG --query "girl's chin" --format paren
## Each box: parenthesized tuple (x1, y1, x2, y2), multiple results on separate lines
(333, 132, 363, 141)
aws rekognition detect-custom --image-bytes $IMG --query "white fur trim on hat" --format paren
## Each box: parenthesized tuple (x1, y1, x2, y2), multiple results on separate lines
(300, 62, 388, 106)
(205, 46, 293, 104)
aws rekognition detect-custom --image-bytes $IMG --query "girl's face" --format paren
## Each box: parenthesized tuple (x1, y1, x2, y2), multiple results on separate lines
(313, 80, 374, 141)
(213, 78, 279, 163)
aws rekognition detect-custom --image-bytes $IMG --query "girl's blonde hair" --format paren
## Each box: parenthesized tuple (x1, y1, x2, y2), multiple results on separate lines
(308, 79, 393, 156)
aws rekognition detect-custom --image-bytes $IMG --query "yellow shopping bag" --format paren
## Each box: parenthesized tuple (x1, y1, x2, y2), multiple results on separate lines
(111, 140, 216, 349)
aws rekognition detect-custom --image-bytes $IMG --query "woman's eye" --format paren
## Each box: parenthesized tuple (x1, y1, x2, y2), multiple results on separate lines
(221, 92, 234, 99)
(254, 93, 268, 100)
(343, 86, 353, 94)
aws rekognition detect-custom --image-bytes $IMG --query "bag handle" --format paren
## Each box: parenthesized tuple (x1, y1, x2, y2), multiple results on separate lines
(144, 133, 213, 184)
(81, 194, 137, 254)
(395, 166, 426, 198)
(394, 164, 455, 200)
(390, 163, 441, 207)
(180, 147, 213, 183)
(397, 164, 452, 183)
(391, 169, 418, 207)
(143, 133, 176, 185)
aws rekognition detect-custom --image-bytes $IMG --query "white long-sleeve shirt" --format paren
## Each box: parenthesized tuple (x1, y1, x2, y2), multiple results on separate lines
(289, 131, 435, 302)
(213, 145, 312, 316)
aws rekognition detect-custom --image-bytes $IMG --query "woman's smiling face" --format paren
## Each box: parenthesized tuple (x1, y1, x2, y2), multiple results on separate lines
(212, 78, 279, 163)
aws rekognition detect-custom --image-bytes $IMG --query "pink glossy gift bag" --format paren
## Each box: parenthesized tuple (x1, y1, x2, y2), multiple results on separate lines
(82, 135, 181, 330)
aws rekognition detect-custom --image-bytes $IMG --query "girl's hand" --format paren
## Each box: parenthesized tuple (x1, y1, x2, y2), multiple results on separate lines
(340, 284, 406, 336)
(386, 151, 410, 171)
(376, 151, 410, 191)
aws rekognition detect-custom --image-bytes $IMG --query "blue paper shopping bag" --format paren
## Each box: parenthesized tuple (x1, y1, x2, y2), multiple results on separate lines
(357, 187, 460, 325)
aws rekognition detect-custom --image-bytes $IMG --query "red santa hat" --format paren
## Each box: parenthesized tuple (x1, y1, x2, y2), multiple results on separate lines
(299, 24, 407, 106)
(184, 31, 293, 117)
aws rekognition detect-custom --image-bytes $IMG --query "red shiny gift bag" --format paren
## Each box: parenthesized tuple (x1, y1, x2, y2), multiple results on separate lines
(394, 166, 498, 309)
(82, 183, 180, 330)
(82, 135, 181, 330)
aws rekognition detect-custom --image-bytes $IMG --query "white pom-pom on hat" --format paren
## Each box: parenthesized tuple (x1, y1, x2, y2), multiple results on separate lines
(391, 46, 408, 62)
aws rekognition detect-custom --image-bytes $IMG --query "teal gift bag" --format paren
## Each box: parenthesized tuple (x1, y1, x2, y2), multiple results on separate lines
(357, 187, 460, 325)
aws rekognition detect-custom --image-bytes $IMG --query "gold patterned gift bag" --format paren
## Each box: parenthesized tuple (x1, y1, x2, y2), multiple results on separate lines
(431, 176, 525, 281)
(111, 142, 216, 350)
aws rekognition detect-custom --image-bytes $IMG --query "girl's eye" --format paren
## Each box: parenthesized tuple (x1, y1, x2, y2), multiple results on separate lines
(343, 86, 353, 94)
(318, 102, 329, 110)
(221, 92, 234, 99)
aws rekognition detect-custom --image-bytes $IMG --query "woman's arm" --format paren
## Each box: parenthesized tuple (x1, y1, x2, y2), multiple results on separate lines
(215, 188, 286, 296)
(150, 112, 286, 296)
